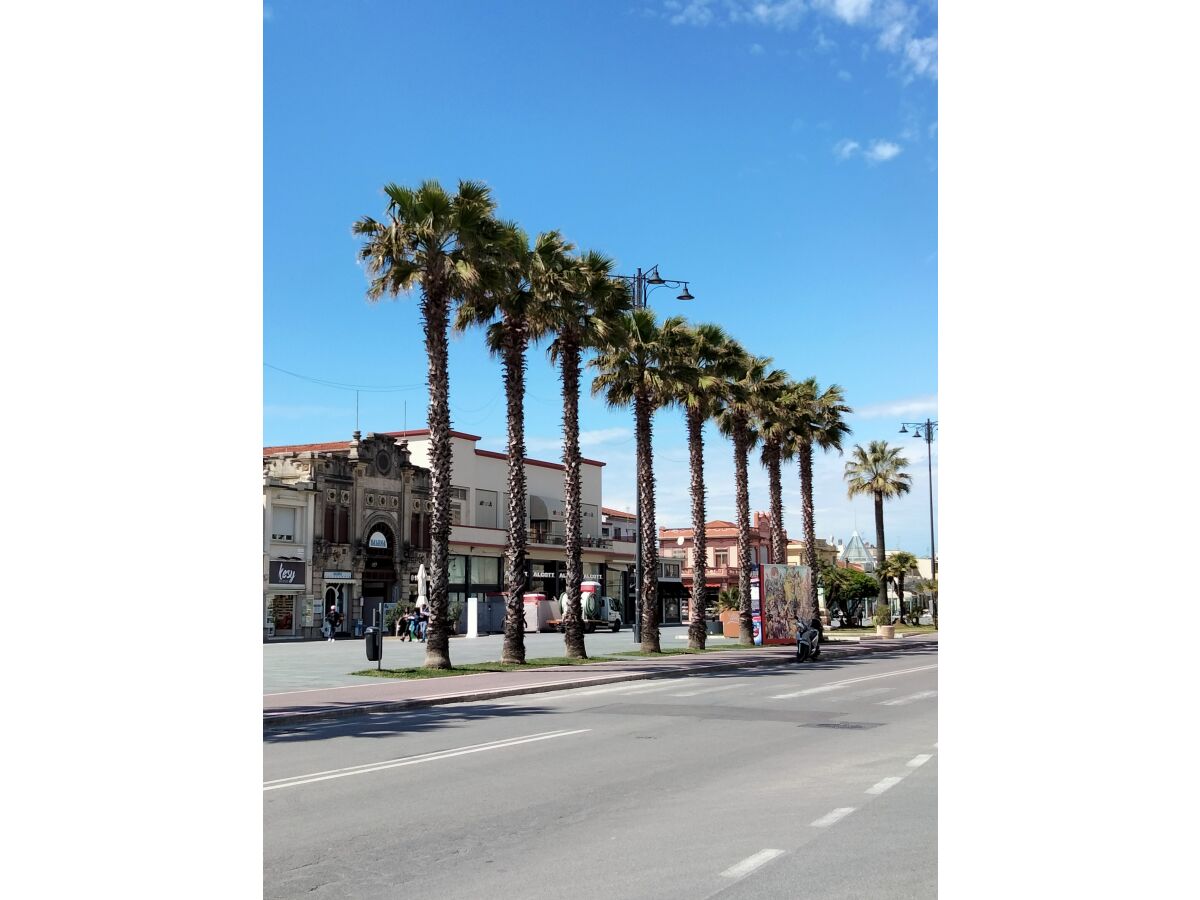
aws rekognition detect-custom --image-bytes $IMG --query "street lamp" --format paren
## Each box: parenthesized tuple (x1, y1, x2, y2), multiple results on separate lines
(613, 265, 694, 643)
(899, 419, 938, 620)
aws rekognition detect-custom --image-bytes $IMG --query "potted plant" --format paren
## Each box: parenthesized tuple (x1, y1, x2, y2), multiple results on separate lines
(717, 588, 741, 638)
(873, 601, 895, 639)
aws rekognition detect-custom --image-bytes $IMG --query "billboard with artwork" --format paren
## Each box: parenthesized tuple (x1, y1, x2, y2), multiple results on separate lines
(759, 563, 812, 645)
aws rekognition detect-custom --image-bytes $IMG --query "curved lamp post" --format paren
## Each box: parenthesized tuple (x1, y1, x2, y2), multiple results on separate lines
(899, 419, 938, 619)
(613, 265, 693, 643)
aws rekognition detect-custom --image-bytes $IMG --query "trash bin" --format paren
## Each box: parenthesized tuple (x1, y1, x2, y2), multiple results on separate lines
(353, 619, 364, 637)
(364, 627, 382, 662)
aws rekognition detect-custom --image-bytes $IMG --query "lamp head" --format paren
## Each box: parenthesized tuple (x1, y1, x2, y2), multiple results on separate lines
(646, 268, 666, 285)
(677, 284, 694, 301)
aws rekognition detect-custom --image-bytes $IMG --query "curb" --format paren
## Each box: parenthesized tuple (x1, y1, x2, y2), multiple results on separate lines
(263, 637, 937, 731)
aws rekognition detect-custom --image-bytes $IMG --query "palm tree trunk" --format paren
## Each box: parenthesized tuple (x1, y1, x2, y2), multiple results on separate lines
(874, 491, 888, 620)
(422, 288, 453, 669)
(799, 441, 818, 623)
(897, 572, 906, 622)
(733, 416, 754, 645)
(686, 406, 707, 650)
(560, 341, 586, 659)
(766, 442, 786, 564)
(501, 327, 528, 665)
(635, 389, 660, 653)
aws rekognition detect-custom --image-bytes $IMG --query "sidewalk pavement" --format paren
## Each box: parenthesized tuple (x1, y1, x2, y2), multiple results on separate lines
(263, 633, 938, 730)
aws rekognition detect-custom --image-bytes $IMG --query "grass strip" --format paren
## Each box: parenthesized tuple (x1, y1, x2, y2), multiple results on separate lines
(353, 655, 626, 679)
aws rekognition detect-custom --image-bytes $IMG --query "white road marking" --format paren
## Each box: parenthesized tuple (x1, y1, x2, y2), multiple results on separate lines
(770, 664, 938, 699)
(669, 683, 739, 698)
(880, 690, 938, 706)
(263, 729, 590, 791)
(907, 754, 933, 768)
(866, 776, 905, 795)
(829, 687, 894, 702)
(811, 807, 857, 828)
(720, 849, 785, 879)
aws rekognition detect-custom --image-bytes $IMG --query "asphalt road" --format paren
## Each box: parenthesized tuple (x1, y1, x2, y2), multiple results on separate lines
(264, 644, 938, 899)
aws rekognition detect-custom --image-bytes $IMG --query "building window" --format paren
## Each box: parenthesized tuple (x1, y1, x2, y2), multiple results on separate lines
(272, 506, 296, 542)
(471, 556, 500, 585)
(714, 549, 729, 568)
(476, 489, 498, 529)
(449, 555, 467, 583)
(451, 486, 468, 526)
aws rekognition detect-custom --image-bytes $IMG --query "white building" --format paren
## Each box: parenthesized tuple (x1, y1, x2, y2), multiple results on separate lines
(395, 429, 635, 610)
(263, 466, 316, 639)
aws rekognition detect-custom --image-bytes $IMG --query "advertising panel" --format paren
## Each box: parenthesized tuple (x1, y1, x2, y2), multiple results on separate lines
(269, 559, 306, 588)
(759, 563, 812, 645)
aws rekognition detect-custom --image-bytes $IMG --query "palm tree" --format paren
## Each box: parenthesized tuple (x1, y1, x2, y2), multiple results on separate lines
(844, 440, 912, 619)
(592, 309, 684, 653)
(792, 379, 852, 622)
(718, 348, 787, 644)
(354, 179, 499, 669)
(754, 375, 796, 569)
(660, 322, 736, 649)
(546, 250, 631, 659)
(454, 224, 561, 664)
(881, 550, 919, 621)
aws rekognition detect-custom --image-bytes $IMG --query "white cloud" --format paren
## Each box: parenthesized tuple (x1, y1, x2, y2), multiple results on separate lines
(834, 138, 860, 159)
(864, 139, 902, 162)
(815, 0, 874, 25)
(749, 42, 766, 54)
(837, 69, 852, 81)
(666, 0, 718, 26)
(905, 35, 938, 79)
(663, 0, 936, 82)
(853, 395, 937, 418)
(521, 426, 633, 456)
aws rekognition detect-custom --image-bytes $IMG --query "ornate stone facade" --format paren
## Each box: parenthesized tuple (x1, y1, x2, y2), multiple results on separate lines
(263, 431, 430, 639)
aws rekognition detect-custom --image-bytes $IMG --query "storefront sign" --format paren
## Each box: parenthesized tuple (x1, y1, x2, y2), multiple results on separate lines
(269, 560, 305, 587)
(368, 531, 389, 549)
(324, 570, 353, 580)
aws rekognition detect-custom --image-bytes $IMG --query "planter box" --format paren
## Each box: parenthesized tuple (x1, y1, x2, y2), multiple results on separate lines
(876, 624, 896, 639)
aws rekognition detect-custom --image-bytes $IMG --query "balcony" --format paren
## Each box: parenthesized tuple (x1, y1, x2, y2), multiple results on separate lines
(530, 528, 613, 550)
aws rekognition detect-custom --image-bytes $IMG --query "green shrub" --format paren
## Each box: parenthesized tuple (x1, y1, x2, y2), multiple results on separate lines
(872, 602, 893, 627)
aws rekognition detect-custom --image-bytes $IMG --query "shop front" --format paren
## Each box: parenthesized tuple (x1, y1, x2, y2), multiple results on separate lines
(266, 559, 307, 639)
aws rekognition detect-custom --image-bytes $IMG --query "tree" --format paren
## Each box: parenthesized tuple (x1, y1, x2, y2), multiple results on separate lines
(454, 224, 561, 664)
(592, 309, 684, 653)
(660, 321, 737, 649)
(819, 563, 879, 621)
(354, 179, 499, 669)
(546, 250, 631, 659)
(754, 375, 797, 571)
(844, 440, 912, 620)
(880, 551, 919, 622)
(718, 348, 787, 644)
(791, 379, 852, 621)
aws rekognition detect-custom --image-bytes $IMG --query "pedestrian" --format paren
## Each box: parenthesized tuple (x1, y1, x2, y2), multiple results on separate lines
(327, 605, 343, 642)
(417, 602, 429, 642)
(408, 606, 420, 642)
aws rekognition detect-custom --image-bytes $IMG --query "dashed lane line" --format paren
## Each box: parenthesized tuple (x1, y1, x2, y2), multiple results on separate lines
(907, 754, 934, 768)
(810, 807, 857, 828)
(866, 776, 905, 795)
(720, 849, 785, 879)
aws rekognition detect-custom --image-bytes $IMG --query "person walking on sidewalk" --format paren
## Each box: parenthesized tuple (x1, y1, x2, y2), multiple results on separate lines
(326, 606, 344, 642)
(416, 602, 429, 642)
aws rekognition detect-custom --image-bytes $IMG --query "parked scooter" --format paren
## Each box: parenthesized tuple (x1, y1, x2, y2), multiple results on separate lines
(796, 616, 824, 662)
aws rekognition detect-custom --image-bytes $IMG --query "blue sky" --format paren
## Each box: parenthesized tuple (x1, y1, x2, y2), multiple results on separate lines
(264, 0, 938, 557)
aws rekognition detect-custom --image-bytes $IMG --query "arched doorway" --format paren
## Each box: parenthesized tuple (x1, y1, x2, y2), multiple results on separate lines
(362, 521, 397, 630)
